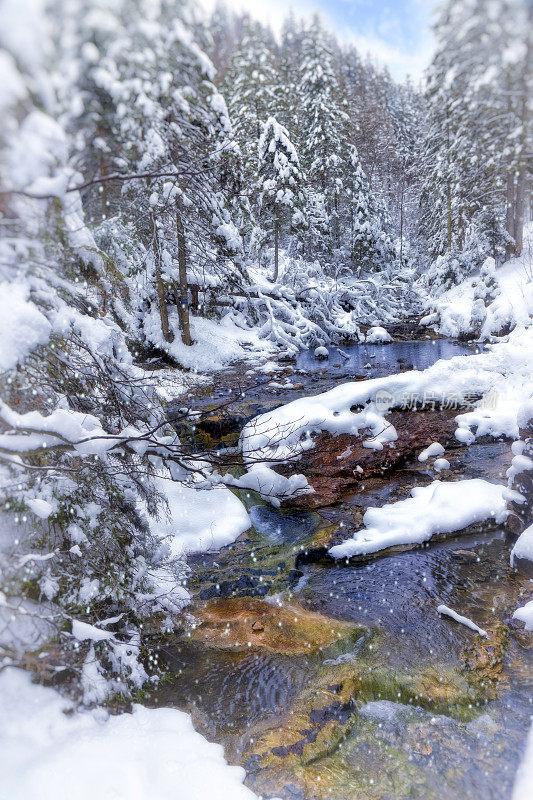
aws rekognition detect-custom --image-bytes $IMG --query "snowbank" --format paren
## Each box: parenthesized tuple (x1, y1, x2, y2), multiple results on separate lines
(423, 225, 533, 340)
(329, 479, 510, 559)
(149, 478, 251, 557)
(241, 326, 533, 466)
(513, 720, 533, 800)
(143, 309, 275, 372)
(0, 668, 258, 800)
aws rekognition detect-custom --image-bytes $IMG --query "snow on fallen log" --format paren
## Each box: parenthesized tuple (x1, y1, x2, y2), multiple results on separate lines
(437, 604, 487, 637)
(329, 478, 517, 559)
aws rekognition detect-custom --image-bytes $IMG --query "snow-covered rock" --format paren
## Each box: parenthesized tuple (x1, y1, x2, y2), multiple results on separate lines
(512, 600, 533, 631)
(329, 479, 511, 559)
(314, 345, 329, 359)
(418, 442, 445, 462)
(510, 523, 533, 568)
(365, 326, 393, 343)
(228, 464, 312, 507)
(148, 477, 251, 557)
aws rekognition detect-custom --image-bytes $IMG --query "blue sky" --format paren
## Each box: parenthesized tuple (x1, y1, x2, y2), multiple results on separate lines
(202, 0, 437, 81)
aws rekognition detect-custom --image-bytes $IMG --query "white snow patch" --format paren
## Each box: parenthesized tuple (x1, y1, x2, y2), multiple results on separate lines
(71, 620, 113, 642)
(0, 283, 51, 370)
(329, 479, 510, 559)
(366, 326, 393, 343)
(437, 604, 487, 636)
(511, 523, 533, 567)
(0, 667, 258, 800)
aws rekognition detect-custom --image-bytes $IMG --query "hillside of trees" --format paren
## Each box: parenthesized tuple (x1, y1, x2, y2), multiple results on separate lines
(0, 0, 531, 710)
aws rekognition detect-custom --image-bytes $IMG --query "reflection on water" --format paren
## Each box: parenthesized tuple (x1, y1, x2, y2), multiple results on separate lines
(296, 338, 479, 376)
(152, 343, 530, 800)
(249, 505, 318, 544)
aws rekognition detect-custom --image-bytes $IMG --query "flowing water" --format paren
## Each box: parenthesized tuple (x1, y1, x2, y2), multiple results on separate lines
(295, 338, 479, 378)
(151, 340, 532, 800)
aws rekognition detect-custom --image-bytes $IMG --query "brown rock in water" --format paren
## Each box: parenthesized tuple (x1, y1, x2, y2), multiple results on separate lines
(451, 549, 478, 562)
(280, 409, 460, 508)
(188, 596, 363, 655)
(461, 623, 509, 695)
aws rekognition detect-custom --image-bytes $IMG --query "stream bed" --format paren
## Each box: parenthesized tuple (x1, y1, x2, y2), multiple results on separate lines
(154, 339, 532, 800)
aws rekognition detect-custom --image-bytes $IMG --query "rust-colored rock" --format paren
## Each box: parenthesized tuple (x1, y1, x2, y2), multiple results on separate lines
(188, 596, 363, 655)
(280, 409, 460, 508)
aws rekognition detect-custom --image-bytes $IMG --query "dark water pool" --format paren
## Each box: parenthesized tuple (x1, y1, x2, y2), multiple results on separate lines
(295, 338, 481, 377)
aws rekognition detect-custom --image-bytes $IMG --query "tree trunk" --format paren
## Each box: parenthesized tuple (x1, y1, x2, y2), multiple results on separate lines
(512, 0, 532, 257)
(176, 202, 192, 346)
(514, 168, 526, 256)
(505, 172, 516, 259)
(151, 212, 173, 343)
(273, 217, 279, 283)
(399, 180, 405, 264)
(446, 119, 452, 252)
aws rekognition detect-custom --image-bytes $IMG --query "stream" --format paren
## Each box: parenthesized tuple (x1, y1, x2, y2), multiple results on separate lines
(155, 339, 531, 800)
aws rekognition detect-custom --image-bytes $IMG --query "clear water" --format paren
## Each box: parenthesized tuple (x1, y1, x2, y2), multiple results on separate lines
(295, 338, 480, 377)
(151, 342, 531, 800)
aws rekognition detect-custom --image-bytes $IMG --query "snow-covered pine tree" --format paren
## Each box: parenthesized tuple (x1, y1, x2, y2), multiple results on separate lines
(419, 0, 530, 268)
(256, 117, 306, 281)
(277, 12, 305, 140)
(298, 15, 349, 256)
(346, 145, 395, 273)
(74, 0, 244, 350)
(223, 18, 279, 180)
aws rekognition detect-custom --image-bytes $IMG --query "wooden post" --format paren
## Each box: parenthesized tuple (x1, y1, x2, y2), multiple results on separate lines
(190, 285, 200, 311)
(176, 201, 192, 346)
(151, 212, 173, 343)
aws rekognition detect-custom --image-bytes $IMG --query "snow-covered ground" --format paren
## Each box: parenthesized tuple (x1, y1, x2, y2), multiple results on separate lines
(0, 667, 259, 800)
(422, 225, 533, 340)
(144, 308, 277, 372)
